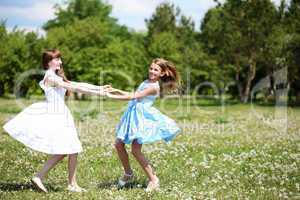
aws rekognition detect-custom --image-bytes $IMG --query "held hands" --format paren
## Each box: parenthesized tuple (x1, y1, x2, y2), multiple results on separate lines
(97, 84, 111, 96)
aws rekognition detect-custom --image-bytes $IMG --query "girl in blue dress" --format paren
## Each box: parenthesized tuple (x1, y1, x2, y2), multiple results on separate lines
(107, 58, 181, 192)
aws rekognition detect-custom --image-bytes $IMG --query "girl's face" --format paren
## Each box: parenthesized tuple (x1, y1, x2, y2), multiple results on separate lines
(48, 57, 62, 71)
(148, 62, 164, 81)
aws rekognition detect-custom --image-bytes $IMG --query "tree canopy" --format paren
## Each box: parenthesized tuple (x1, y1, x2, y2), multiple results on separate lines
(0, 0, 299, 104)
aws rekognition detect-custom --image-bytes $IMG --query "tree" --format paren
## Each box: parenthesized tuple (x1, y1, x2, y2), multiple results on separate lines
(45, 14, 147, 91)
(0, 24, 45, 97)
(145, 2, 220, 93)
(201, 0, 278, 103)
(145, 2, 178, 43)
(0, 21, 8, 96)
(43, 0, 115, 30)
(285, 0, 300, 103)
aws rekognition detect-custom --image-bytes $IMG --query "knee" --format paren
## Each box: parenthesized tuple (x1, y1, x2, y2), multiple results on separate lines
(114, 141, 124, 151)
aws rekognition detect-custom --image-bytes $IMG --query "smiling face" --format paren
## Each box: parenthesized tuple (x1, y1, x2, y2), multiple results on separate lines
(148, 62, 164, 82)
(48, 57, 62, 71)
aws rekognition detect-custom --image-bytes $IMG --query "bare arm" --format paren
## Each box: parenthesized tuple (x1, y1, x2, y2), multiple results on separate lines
(108, 88, 131, 95)
(107, 87, 158, 100)
(46, 77, 106, 96)
(69, 81, 111, 90)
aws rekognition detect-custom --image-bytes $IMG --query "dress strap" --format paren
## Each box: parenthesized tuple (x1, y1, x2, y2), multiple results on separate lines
(39, 70, 61, 91)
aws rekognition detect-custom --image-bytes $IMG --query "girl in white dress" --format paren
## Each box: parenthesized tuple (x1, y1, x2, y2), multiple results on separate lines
(3, 49, 110, 193)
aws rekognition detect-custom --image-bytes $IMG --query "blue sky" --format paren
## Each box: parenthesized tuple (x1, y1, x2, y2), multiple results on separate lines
(0, 0, 283, 35)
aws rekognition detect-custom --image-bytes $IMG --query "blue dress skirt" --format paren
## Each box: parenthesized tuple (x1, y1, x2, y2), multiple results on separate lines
(116, 80, 180, 144)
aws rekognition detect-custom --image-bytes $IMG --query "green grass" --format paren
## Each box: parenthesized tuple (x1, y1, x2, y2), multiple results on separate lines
(0, 97, 299, 199)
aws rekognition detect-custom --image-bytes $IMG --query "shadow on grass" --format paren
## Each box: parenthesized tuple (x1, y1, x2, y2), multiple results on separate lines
(97, 180, 147, 190)
(0, 182, 33, 191)
(0, 182, 61, 192)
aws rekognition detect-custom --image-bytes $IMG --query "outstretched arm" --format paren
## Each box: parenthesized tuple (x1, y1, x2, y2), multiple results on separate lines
(69, 81, 111, 90)
(46, 77, 107, 96)
(107, 87, 158, 100)
(108, 88, 131, 95)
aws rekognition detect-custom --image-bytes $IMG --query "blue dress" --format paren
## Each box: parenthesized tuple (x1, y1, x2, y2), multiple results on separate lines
(116, 80, 180, 144)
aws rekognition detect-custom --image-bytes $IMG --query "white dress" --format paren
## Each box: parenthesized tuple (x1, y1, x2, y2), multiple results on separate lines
(3, 69, 82, 154)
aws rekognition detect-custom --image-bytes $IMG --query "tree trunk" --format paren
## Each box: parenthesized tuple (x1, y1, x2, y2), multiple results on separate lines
(234, 59, 243, 100)
(241, 52, 256, 103)
(267, 68, 275, 96)
(297, 90, 300, 105)
(0, 82, 4, 97)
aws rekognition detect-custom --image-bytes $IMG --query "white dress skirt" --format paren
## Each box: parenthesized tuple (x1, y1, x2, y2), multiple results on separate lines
(3, 70, 82, 154)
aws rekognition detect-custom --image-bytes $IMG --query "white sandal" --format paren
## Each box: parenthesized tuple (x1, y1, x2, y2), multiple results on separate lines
(118, 172, 134, 187)
(31, 176, 48, 193)
(145, 178, 160, 192)
(67, 185, 87, 193)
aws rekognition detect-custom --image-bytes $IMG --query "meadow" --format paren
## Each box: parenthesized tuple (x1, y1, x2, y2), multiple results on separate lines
(0, 97, 299, 199)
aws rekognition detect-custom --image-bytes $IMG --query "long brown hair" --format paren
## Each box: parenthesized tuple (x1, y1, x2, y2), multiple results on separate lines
(152, 58, 181, 93)
(42, 49, 71, 96)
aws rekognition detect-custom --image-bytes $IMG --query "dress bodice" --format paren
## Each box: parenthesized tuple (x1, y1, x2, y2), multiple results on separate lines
(116, 79, 180, 145)
(39, 69, 67, 104)
(128, 80, 159, 107)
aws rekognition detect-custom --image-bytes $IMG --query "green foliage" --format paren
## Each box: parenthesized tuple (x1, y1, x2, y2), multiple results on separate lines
(46, 15, 146, 89)
(201, 0, 280, 103)
(0, 0, 299, 104)
(43, 0, 115, 30)
(148, 32, 181, 62)
(145, 2, 222, 93)
(0, 22, 45, 97)
(145, 2, 178, 40)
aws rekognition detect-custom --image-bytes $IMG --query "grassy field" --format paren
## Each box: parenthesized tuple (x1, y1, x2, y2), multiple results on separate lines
(0, 97, 299, 199)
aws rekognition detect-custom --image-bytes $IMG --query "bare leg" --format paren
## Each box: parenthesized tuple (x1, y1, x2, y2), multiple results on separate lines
(131, 140, 158, 182)
(36, 154, 66, 180)
(114, 139, 132, 175)
(32, 154, 65, 192)
(68, 153, 78, 186)
(67, 153, 86, 192)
